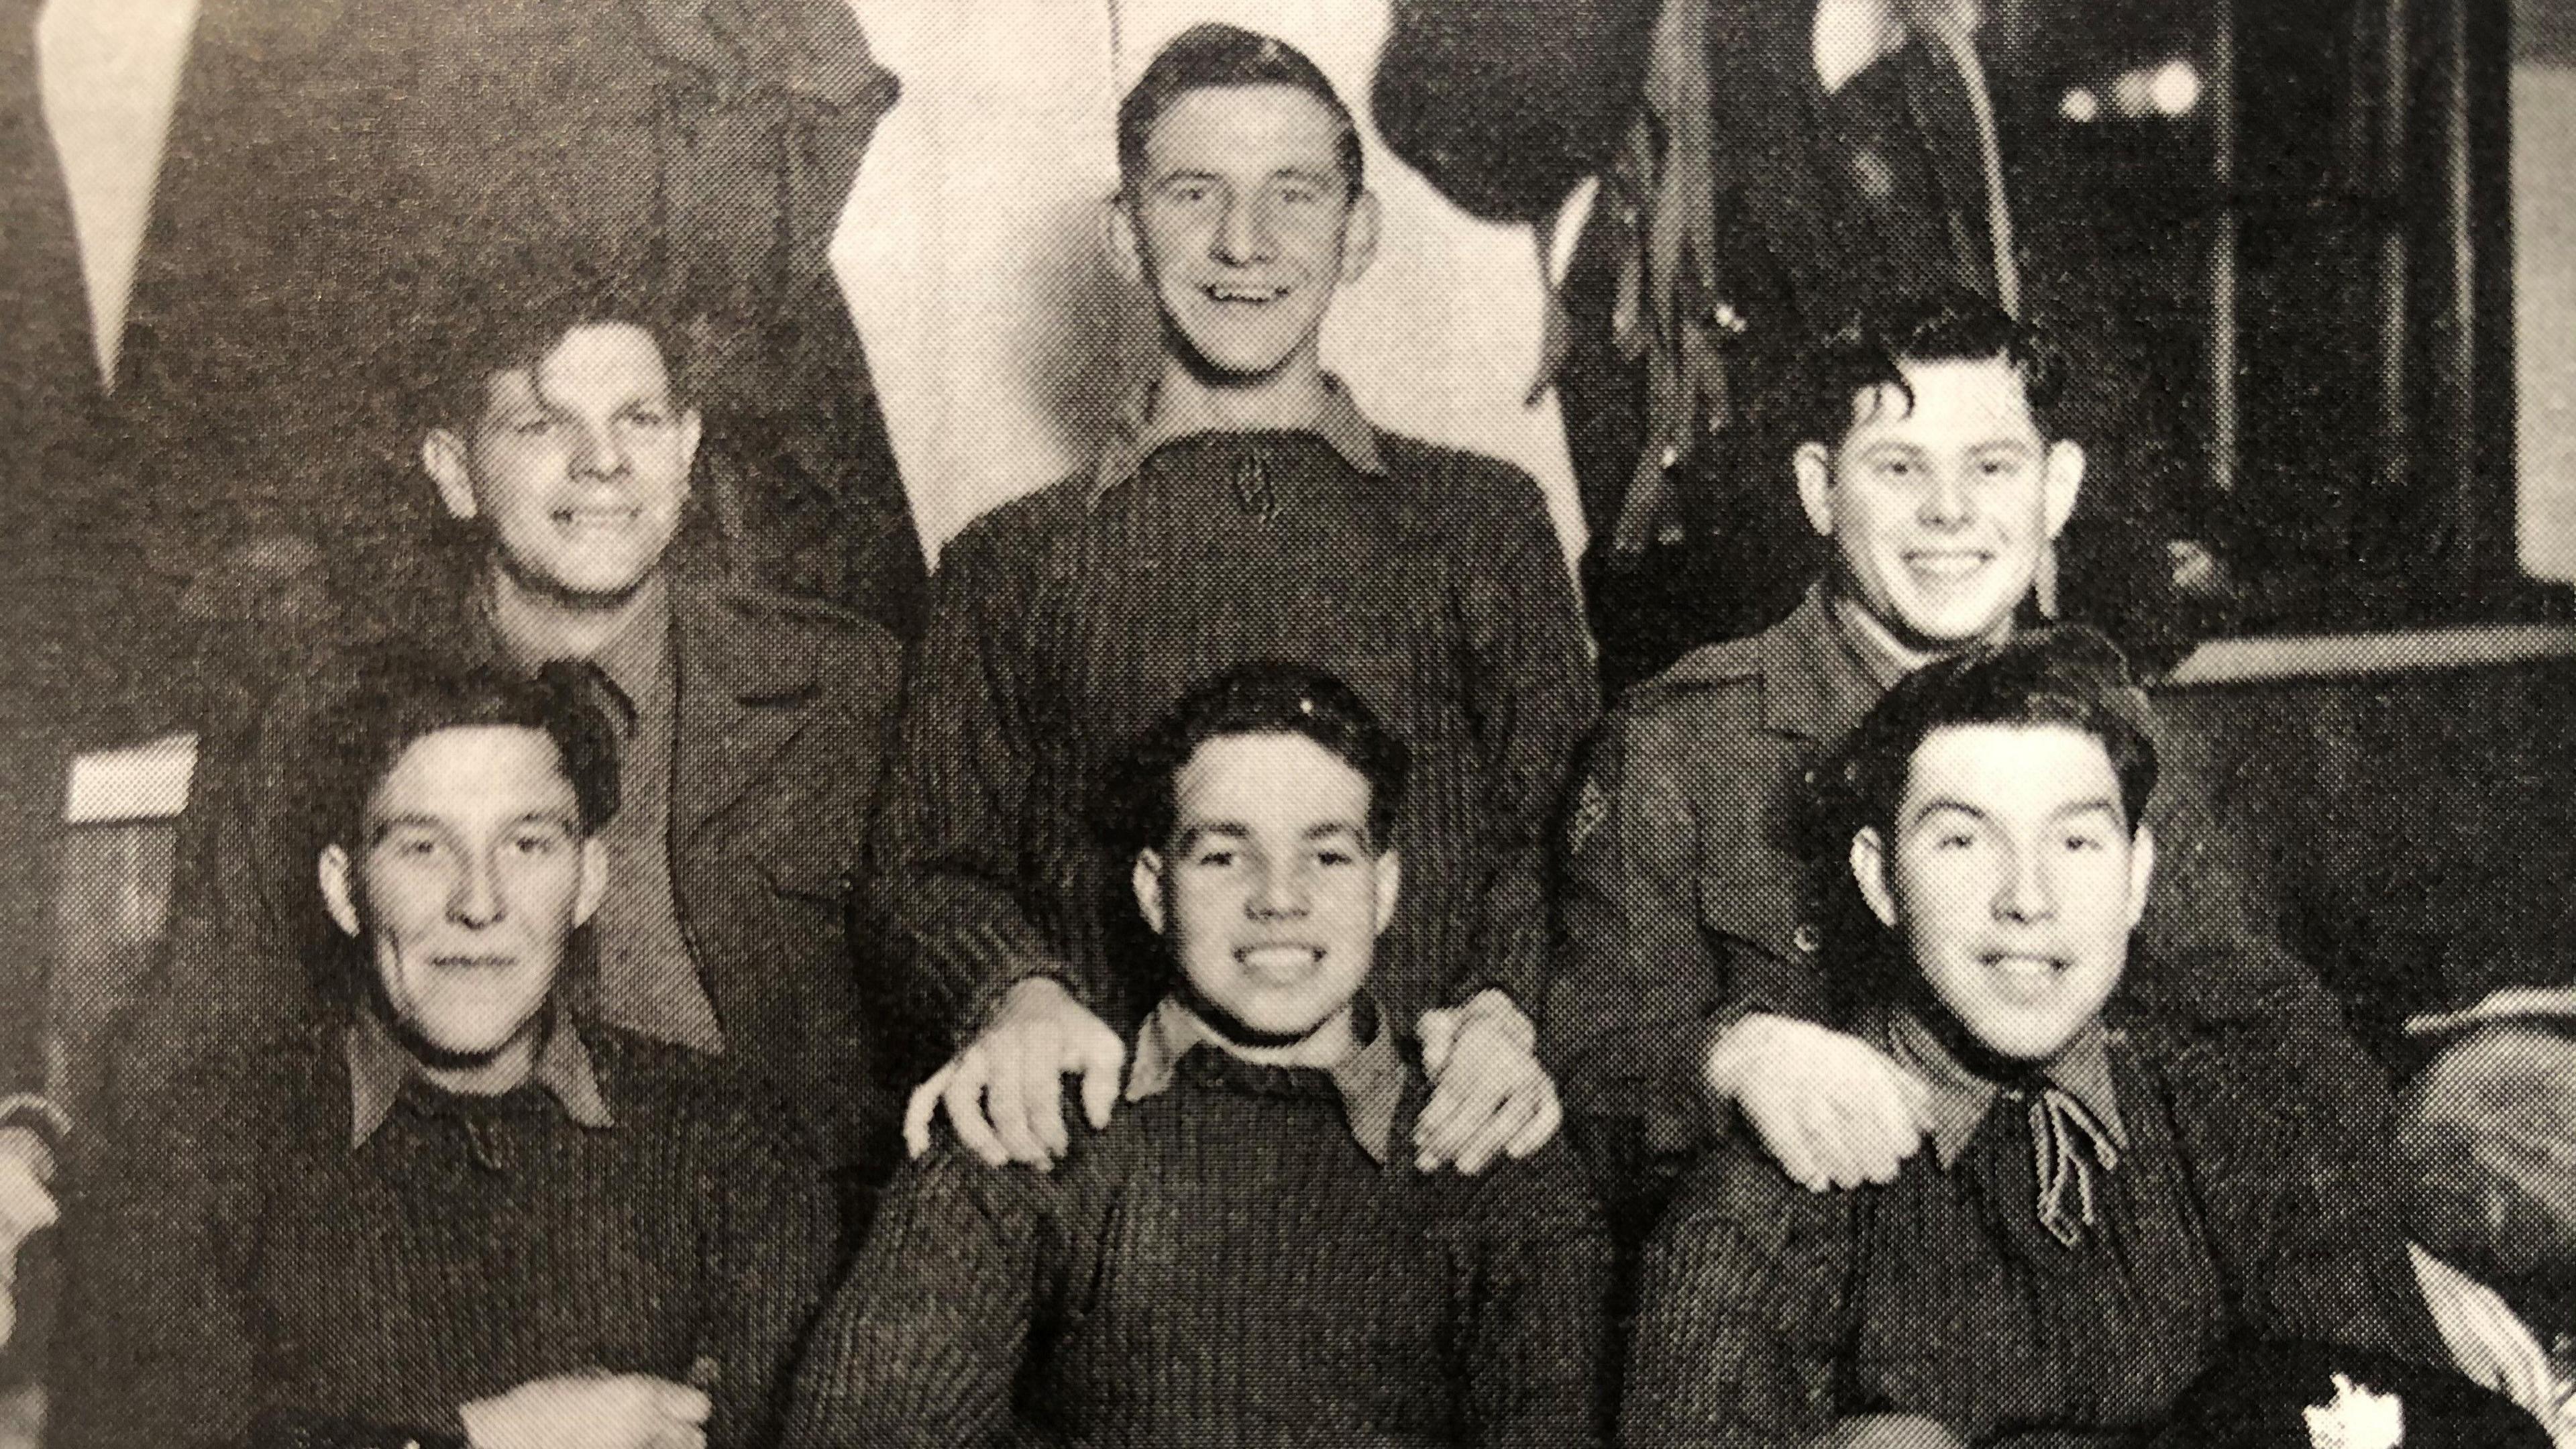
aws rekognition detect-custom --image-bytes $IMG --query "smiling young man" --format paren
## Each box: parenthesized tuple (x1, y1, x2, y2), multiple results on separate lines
(1545, 292, 2387, 1234)
(135, 264, 904, 1208)
(1622, 629, 2443, 1449)
(873, 25, 1594, 1180)
(55, 656, 838, 1449)
(794, 664, 1605, 1448)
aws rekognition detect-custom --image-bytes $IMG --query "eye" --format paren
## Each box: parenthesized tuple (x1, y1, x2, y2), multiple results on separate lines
(508, 828, 566, 856)
(1193, 847, 1238, 869)
(1873, 457, 1916, 480)
(1315, 847, 1356, 867)
(508, 415, 556, 438)
(621, 405, 671, 429)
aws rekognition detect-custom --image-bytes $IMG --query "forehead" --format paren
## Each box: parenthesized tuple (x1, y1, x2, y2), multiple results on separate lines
(1840, 357, 2043, 449)
(480, 322, 672, 415)
(366, 724, 579, 826)
(1140, 83, 1348, 180)
(1172, 731, 1372, 826)
(1900, 722, 2123, 822)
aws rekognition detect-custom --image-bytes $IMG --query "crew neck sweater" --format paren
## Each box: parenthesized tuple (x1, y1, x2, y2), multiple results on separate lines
(788, 1042, 1610, 1448)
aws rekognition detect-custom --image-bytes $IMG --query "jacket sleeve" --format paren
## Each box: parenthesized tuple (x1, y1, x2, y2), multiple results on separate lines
(1462, 1144, 1615, 1448)
(1620, 1149, 1854, 1449)
(864, 519, 1072, 1044)
(1456, 464, 1601, 1015)
(780, 1151, 1047, 1449)
(1372, 0, 1660, 223)
(701, 1090, 846, 1449)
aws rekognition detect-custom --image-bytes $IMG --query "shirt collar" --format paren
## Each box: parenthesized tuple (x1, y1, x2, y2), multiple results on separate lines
(1882, 1008, 2127, 1169)
(1090, 374, 1387, 504)
(480, 569, 674, 719)
(345, 1007, 614, 1150)
(1125, 996, 1409, 1165)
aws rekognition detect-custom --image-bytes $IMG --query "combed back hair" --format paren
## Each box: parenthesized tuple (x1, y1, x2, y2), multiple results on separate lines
(1789, 288, 2066, 450)
(1099, 662, 1409, 855)
(407, 254, 695, 435)
(1827, 625, 2159, 842)
(311, 647, 625, 853)
(1116, 23, 1364, 201)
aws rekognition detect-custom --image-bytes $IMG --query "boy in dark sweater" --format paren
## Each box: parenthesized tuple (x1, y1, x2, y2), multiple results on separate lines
(1623, 629, 2445, 1449)
(54, 654, 839, 1449)
(793, 663, 1609, 1448)
(875, 24, 1595, 1182)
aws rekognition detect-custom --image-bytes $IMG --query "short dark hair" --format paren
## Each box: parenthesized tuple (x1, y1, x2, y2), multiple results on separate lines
(1789, 289, 2065, 451)
(1116, 24, 1364, 201)
(1829, 625, 2159, 843)
(1099, 662, 1409, 856)
(311, 647, 624, 854)
(408, 254, 694, 435)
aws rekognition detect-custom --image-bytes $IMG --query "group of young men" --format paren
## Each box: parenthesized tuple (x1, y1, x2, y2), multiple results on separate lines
(35, 21, 2565, 1449)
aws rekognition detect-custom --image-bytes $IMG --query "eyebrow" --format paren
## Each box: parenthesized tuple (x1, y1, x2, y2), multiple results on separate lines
(1907, 798, 2124, 827)
(368, 811, 577, 841)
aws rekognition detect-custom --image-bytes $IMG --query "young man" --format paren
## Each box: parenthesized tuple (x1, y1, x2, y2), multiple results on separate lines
(875, 25, 1595, 1178)
(1623, 629, 2449, 1448)
(1546, 292, 2385, 1218)
(795, 664, 1607, 1448)
(54, 655, 839, 1449)
(131, 265, 904, 1202)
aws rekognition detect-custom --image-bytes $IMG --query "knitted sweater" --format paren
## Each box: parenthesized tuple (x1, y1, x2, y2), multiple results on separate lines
(870, 418, 1595, 1042)
(1621, 1009, 2442, 1449)
(52, 1024, 841, 1449)
(786, 1044, 1611, 1448)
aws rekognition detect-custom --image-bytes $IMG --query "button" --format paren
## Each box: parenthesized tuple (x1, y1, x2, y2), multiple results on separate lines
(1794, 923, 1822, 954)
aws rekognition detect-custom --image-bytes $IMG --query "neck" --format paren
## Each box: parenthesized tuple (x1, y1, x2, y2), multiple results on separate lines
(486, 561, 665, 663)
(1150, 348, 1334, 437)
(378, 1004, 543, 1096)
(1191, 998, 1360, 1069)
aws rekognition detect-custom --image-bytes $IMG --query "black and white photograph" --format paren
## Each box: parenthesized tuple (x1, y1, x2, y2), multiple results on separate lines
(1, 0, 2574, 1444)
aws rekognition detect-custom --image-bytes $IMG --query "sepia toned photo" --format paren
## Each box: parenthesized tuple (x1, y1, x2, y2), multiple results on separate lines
(2, 0, 2574, 1444)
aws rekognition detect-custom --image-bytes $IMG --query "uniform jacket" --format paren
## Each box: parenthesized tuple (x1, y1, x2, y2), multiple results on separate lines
(1546, 588, 2395, 1167)
(125, 569, 904, 1191)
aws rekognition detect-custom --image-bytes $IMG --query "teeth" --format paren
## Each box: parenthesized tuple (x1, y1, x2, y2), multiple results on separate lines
(1208, 286, 1284, 303)
(1910, 553, 1987, 579)
(1238, 946, 1322, 977)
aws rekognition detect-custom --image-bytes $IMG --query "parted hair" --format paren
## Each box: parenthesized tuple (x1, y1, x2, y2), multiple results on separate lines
(1099, 661, 1409, 856)
(1829, 625, 2160, 841)
(1117, 23, 1364, 201)
(311, 646, 625, 853)
(1790, 288, 2068, 451)
(408, 253, 697, 434)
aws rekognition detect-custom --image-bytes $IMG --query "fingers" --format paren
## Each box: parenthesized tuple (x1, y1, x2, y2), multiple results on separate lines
(1415, 1006, 1462, 1079)
(1447, 1081, 1543, 1176)
(903, 1068, 953, 1160)
(1076, 1026, 1126, 1131)
(654, 1383, 712, 1426)
(941, 1057, 1011, 1168)
(1503, 1083, 1562, 1161)
(980, 1046, 1053, 1167)
(1021, 1043, 1073, 1161)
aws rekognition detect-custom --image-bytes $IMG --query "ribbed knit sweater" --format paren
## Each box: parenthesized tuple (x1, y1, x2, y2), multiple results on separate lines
(786, 1044, 1611, 1448)
(870, 423, 1596, 1040)
(52, 1024, 841, 1449)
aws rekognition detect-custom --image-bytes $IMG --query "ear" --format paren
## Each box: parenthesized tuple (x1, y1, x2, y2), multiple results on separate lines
(1371, 849, 1402, 936)
(1337, 190, 1383, 286)
(319, 843, 364, 940)
(1851, 826, 1900, 930)
(1105, 197, 1147, 287)
(574, 837, 608, 929)
(1130, 849, 1168, 936)
(2041, 438, 2086, 541)
(2124, 824, 2156, 930)
(423, 428, 479, 521)
(1794, 441, 1838, 540)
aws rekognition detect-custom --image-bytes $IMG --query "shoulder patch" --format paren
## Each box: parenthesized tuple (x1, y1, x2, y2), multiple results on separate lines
(1566, 771, 1612, 858)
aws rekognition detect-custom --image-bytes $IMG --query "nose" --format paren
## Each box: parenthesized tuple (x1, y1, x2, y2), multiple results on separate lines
(1246, 858, 1311, 920)
(1214, 190, 1276, 266)
(568, 418, 630, 480)
(1993, 841, 2055, 924)
(1918, 466, 1971, 529)
(448, 851, 504, 929)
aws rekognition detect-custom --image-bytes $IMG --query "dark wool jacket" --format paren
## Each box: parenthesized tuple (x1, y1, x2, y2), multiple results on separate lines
(52, 1023, 841, 1449)
(786, 1036, 1610, 1449)
(869, 415, 1595, 1046)
(1621, 1008, 2443, 1449)
(1546, 590, 2396, 1179)
(127, 568, 905, 1194)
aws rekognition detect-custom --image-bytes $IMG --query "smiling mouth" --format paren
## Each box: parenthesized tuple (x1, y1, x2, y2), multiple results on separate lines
(1982, 953, 2067, 1000)
(1907, 550, 1993, 580)
(552, 506, 639, 531)
(431, 954, 518, 972)
(1203, 283, 1289, 305)
(1236, 945, 1324, 981)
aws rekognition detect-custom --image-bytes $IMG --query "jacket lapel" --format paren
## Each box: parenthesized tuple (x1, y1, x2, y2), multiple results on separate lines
(671, 576, 820, 851)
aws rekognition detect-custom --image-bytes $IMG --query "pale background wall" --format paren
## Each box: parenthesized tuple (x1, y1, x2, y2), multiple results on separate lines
(36, 0, 1589, 571)
(2516, 0, 2576, 580)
